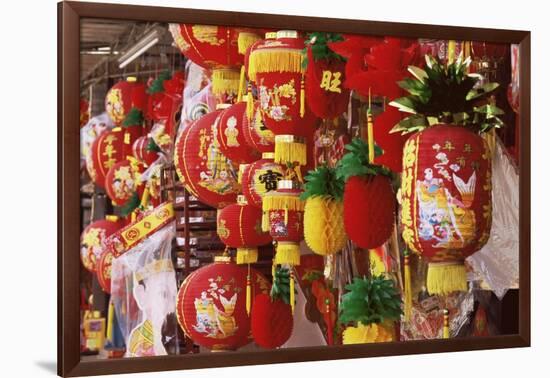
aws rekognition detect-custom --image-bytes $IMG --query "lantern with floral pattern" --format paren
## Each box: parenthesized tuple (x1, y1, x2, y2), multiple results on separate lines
(80, 216, 125, 272)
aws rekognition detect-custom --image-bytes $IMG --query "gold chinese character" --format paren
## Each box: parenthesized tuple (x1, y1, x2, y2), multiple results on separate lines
(320, 70, 342, 93)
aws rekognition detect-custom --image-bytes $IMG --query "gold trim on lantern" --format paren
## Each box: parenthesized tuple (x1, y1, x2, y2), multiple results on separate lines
(126, 76, 137, 83)
(238, 32, 261, 55)
(236, 247, 259, 264)
(274, 242, 301, 265)
(262, 191, 304, 212)
(426, 261, 467, 295)
(212, 68, 240, 96)
(105, 215, 119, 222)
(248, 48, 304, 82)
(274, 135, 307, 166)
(214, 255, 233, 263)
(276, 30, 298, 39)
(265, 32, 277, 39)
(261, 152, 275, 159)
(277, 179, 302, 190)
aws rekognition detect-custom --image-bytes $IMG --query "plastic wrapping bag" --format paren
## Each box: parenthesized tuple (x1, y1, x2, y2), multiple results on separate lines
(467, 139, 519, 299)
(111, 221, 178, 357)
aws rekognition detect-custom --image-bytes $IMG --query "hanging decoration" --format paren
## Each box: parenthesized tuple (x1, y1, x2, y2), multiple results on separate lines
(96, 248, 116, 294)
(242, 100, 275, 153)
(251, 267, 294, 349)
(216, 101, 261, 164)
(301, 166, 347, 255)
(174, 109, 240, 209)
(303, 32, 349, 120)
(105, 77, 147, 126)
(337, 138, 395, 249)
(391, 54, 501, 295)
(132, 136, 160, 168)
(340, 275, 402, 344)
(241, 153, 285, 209)
(104, 158, 145, 215)
(80, 216, 125, 272)
(169, 24, 261, 100)
(176, 255, 270, 351)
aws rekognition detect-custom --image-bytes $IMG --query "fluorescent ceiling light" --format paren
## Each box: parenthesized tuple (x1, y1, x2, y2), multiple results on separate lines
(118, 29, 161, 69)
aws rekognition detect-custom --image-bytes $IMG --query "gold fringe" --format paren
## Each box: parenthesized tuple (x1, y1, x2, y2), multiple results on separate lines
(427, 262, 467, 295)
(262, 193, 304, 212)
(212, 68, 240, 96)
(442, 309, 450, 338)
(261, 210, 270, 232)
(403, 252, 412, 322)
(236, 247, 258, 264)
(106, 299, 114, 341)
(248, 49, 304, 83)
(290, 269, 295, 313)
(237, 65, 246, 103)
(275, 139, 307, 166)
(300, 76, 305, 118)
(274, 242, 301, 266)
(246, 84, 254, 120)
(367, 112, 375, 164)
(246, 264, 252, 315)
(238, 32, 261, 55)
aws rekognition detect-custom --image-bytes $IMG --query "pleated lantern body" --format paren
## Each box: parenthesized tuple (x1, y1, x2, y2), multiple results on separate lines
(105, 78, 147, 126)
(96, 248, 115, 294)
(216, 102, 260, 164)
(400, 125, 492, 294)
(304, 196, 347, 255)
(217, 201, 272, 264)
(176, 258, 270, 351)
(343, 174, 395, 250)
(250, 293, 293, 349)
(86, 127, 142, 189)
(242, 101, 275, 153)
(80, 218, 125, 272)
(263, 185, 305, 266)
(132, 136, 159, 167)
(304, 47, 350, 120)
(174, 110, 240, 208)
(105, 158, 144, 207)
(241, 154, 285, 209)
(169, 24, 259, 98)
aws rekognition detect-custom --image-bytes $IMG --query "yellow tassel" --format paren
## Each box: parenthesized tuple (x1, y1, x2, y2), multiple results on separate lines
(403, 251, 412, 322)
(106, 299, 115, 341)
(248, 49, 304, 83)
(246, 84, 254, 120)
(131, 211, 137, 223)
(246, 264, 252, 315)
(426, 262, 467, 295)
(447, 40, 456, 64)
(290, 269, 296, 314)
(284, 204, 289, 226)
(274, 136, 307, 166)
(294, 165, 303, 184)
(442, 309, 450, 338)
(262, 193, 304, 212)
(271, 259, 276, 278)
(275, 242, 301, 266)
(237, 65, 246, 103)
(140, 187, 150, 209)
(300, 76, 305, 118)
(211, 68, 240, 96)
(238, 32, 261, 55)
(367, 111, 375, 164)
(304, 197, 347, 255)
(261, 210, 270, 232)
(236, 247, 258, 264)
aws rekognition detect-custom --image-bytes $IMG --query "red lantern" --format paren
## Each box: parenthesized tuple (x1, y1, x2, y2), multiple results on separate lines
(304, 45, 349, 119)
(241, 153, 285, 209)
(251, 293, 293, 349)
(96, 248, 115, 294)
(86, 127, 142, 188)
(105, 77, 147, 126)
(169, 24, 259, 99)
(80, 217, 125, 272)
(242, 100, 275, 153)
(216, 102, 260, 164)
(176, 256, 270, 351)
(104, 158, 144, 207)
(400, 125, 492, 294)
(217, 196, 272, 263)
(344, 174, 395, 249)
(132, 136, 160, 167)
(174, 110, 240, 208)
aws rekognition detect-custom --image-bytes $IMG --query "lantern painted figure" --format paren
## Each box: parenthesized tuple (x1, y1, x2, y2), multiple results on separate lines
(242, 100, 275, 153)
(105, 77, 147, 126)
(241, 153, 285, 209)
(216, 102, 260, 164)
(80, 216, 125, 272)
(174, 109, 240, 209)
(176, 256, 270, 351)
(390, 54, 502, 295)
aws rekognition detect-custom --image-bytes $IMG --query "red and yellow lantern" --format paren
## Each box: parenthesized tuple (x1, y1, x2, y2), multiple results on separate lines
(400, 125, 492, 295)
(216, 196, 272, 264)
(80, 216, 125, 272)
(242, 100, 275, 153)
(104, 158, 144, 207)
(176, 256, 270, 351)
(174, 109, 240, 208)
(105, 77, 147, 126)
(86, 127, 142, 188)
(241, 153, 285, 209)
(132, 136, 160, 168)
(216, 102, 260, 164)
(96, 248, 115, 294)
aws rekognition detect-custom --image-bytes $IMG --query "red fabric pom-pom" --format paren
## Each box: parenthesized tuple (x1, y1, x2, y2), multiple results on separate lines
(343, 175, 395, 249)
(251, 294, 293, 349)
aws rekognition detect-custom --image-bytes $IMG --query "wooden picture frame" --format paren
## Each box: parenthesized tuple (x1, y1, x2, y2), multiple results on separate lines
(58, 1, 531, 376)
